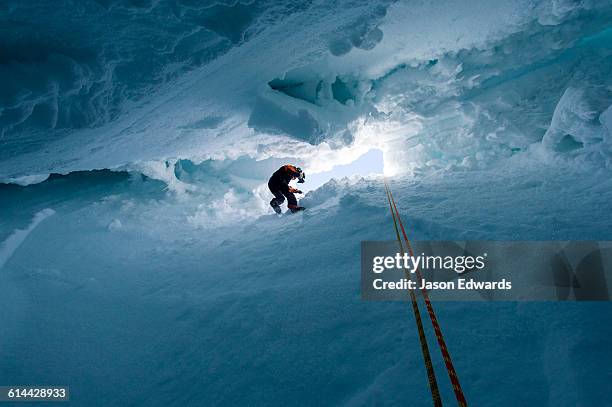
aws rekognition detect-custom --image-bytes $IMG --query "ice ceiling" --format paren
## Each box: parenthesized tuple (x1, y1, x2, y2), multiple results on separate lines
(1, 0, 612, 185)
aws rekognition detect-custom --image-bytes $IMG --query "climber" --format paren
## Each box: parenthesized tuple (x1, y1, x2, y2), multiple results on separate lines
(268, 165, 306, 214)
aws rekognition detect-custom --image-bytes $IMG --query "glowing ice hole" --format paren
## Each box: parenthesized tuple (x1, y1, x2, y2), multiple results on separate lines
(301, 149, 384, 192)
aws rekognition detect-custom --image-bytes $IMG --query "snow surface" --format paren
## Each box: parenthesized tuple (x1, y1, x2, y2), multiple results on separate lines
(1, 0, 612, 405)
(1, 160, 612, 406)
(0, 208, 54, 268)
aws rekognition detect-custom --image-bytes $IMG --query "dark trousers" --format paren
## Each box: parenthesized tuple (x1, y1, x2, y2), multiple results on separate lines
(268, 181, 297, 207)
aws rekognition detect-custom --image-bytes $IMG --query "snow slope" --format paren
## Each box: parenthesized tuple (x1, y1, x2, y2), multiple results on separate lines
(1, 159, 611, 406)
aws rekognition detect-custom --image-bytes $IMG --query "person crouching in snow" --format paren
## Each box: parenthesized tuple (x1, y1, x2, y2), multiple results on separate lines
(268, 165, 306, 214)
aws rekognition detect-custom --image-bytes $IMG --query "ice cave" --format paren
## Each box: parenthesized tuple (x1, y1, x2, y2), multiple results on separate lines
(1, 0, 612, 405)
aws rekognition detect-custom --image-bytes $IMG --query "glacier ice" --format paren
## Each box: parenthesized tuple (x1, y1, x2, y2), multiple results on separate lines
(1, 0, 611, 183)
(1, 0, 612, 406)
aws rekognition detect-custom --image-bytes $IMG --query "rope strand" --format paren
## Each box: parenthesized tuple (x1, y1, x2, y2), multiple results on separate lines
(385, 179, 468, 407)
(384, 181, 443, 407)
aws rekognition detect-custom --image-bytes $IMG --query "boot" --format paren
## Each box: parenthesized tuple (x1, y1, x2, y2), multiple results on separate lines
(288, 205, 306, 213)
(270, 200, 282, 214)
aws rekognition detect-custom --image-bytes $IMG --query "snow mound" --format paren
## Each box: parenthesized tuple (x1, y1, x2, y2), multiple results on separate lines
(1, 160, 611, 405)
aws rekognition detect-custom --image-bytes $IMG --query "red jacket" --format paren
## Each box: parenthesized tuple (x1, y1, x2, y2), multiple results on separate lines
(269, 165, 301, 192)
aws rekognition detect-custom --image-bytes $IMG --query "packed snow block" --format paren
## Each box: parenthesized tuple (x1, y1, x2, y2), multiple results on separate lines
(326, 2, 389, 55)
(249, 68, 371, 146)
(543, 87, 611, 152)
(248, 90, 323, 143)
(268, 78, 321, 105)
(134, 160, 195, 194)
(269, 68, 363, 107)
(600, 105, 612, 143)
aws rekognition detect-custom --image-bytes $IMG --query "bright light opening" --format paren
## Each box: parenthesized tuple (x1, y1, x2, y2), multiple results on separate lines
(301, 149, 384, 192)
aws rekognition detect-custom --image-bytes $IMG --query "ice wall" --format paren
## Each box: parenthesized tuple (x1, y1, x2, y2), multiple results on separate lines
(2, 0, 611, 186)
